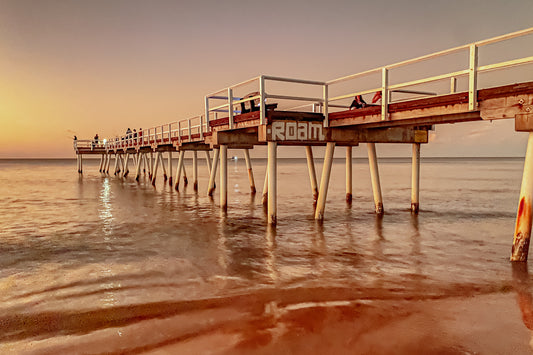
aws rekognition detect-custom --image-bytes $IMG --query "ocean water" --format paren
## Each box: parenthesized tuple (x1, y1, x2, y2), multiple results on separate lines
(0, 156, 531, 353)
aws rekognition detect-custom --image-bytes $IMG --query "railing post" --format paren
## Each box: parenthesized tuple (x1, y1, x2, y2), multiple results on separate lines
(228, 88, 234, 129)
(168, 124, 171, 142)
(205, 96, 210, 129)
(200, 115, 204, 140)
(323, 84, 329, 127)
(469, 44, 478, 111)
(381, 67, 389, 121)
(259, 75, 266, 125)
(450, 77, 457, 94)
(188, 119, 192, 140)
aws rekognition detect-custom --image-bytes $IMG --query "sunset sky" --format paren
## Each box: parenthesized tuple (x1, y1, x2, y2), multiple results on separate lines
(1, 0, 532, 158)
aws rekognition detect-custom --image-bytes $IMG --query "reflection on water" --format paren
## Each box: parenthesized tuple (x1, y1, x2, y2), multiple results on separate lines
(0, 157, 532, 353)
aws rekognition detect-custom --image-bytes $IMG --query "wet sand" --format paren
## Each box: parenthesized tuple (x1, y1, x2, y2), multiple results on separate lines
(3, 285, 532, 355)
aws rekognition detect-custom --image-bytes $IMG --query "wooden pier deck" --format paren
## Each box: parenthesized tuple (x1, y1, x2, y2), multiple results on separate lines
(74, 27, 533, 260)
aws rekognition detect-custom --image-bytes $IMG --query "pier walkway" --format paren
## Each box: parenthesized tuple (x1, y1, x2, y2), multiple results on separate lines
(74, 28, 533, 260)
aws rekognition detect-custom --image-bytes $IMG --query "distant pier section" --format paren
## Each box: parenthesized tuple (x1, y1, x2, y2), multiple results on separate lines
(74, 28, 533, 260)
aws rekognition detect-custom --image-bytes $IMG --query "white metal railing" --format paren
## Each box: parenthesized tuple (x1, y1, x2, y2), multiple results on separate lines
(327, 27, 533, 120)
(205, 74, 328, 127)
(79, 27, 532, 150)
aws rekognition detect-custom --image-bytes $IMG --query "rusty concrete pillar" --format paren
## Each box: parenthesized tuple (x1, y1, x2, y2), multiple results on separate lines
(262, 168, 268, 206)
(193, 151, 198, 191)
(411, 143, 420, 213)
(175, 150, 184, 191)
(346, 146, 353, 203)
(208, 148, 219, 196)
(511, 132, 533, 261)
(267, 142, 277, 225)
(367, 143, 383, 214)
(168, 151, 173, 186)
(220, 145, 228, 211)
(243, 149, 256, 194)
(305, 146, 319, 203)
(315, 142, 335, 220)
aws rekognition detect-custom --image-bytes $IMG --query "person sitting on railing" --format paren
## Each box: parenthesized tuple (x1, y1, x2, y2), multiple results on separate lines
(73, 135, 77, 141)
(349, 95, 367, 110)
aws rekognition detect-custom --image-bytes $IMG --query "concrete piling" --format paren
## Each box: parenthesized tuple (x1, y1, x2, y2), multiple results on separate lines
(346, 146, 353, 203)
(411, 143, 421, 213)
(305, 146, 319, 203)
(220, 145, 228, 211)
(243, 149, 256, 194)
(262, 168, 268, 207)
(511, 132, 533, 261)
(315, 142, 335, 220)
(367, 143, 384, 215)
(175, 150, 184, 191)
(193, 151, 198, 191)
(267, 142, 277, 225)
(168, 151, 173, 186)
(152, 152, 161, 186)
(208, 148, 219, 196)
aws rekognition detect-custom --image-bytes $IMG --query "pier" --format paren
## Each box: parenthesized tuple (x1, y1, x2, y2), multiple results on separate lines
(75, 28, 533, 260)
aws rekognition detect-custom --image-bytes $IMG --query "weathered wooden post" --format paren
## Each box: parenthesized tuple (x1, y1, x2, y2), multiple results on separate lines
(174, 150, 185, 191)
(159, 152, 167, 182)
(262, 168, 268, 206)
(149, 151, 154, 179)
(105, 153, 111, 174)
(243, 149, 256, 194)
(346, 146, 353, 203)
(315, 142, 335, 220)
(182, 161, 189, 186)
(411, 143, 421, 213)
(267, 142, 277, 224)
(152, 152, 161, 186)
(220, 145, 228, 211)
(193, 150, 198, 191)
(208, 148, 219, 196)
(305, 146, 319, 203)
(511, 131, 533, 261)
(367, 143, 384, 214)
(168, 151, 173, 186)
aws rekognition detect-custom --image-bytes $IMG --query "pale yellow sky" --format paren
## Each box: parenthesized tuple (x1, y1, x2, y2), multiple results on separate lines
(0, 0, 532, 158)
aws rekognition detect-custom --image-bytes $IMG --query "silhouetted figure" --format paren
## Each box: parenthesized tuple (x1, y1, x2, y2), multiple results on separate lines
(372, 91, 382, 104)
(349, 95, 367, 110)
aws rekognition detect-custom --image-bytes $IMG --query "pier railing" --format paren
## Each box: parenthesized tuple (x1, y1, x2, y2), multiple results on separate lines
(204, 75, 328, 127)
(89, 27, 533, 150)
(326, 27, 533, 120)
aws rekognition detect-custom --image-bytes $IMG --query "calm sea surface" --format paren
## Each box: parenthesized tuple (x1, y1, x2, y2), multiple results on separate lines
(0, 156, 531, 353)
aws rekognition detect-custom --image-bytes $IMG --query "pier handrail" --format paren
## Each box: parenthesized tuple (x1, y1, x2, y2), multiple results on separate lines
(205, 74, 328, 128)
(326, 26, 533, 120)
(82, 27, 532, 150)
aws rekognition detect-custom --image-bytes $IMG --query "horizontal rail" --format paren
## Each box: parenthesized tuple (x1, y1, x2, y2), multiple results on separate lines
(388, 70, 469, 90)
(206, 76, 260, 97)
(266, 94, 324, 103)
(263, 75, 326, 86)
(328, 88, 382, 103)
(478, 56, 533, 73)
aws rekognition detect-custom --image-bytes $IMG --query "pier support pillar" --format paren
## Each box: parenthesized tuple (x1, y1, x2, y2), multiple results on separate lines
(105, 153, 111, 174)
(182, 160, 189, 186)
(193, 151, 198, 191)
(149, 152, 154, 179)
(175, 151, 185, 191)
(159, 153, 167, 182)
(113, 154, 120, 175)
(98, 154, 104, 173)
(152, 152, 161, 186)
(168, 151, 173, 186)
(123, 153, 130, 177)
(208, 149, 219, 196)
(511, 132, 533, 261)
(142, 153, 147, 174)
(244, 149, 256, 194)
(305, 146, 319, 203)
(135, 152, 141, 181)
(346, 146, 353, 203)
(367, 143, 384, 215)
(262, 168, 268, 207)
(267, 142, 277, 225)
(315, 142, 335, 220)
(411, 143, 421, 213)
(220, 145, 228, 211)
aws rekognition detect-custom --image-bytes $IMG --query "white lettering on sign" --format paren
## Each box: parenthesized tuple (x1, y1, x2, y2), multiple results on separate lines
(270, 121, 325, 141)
